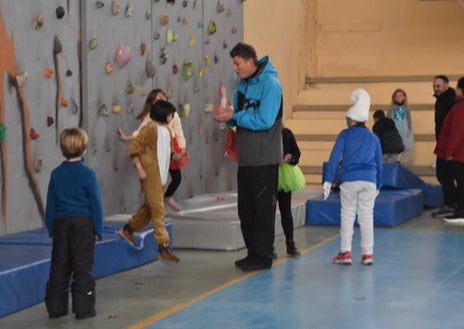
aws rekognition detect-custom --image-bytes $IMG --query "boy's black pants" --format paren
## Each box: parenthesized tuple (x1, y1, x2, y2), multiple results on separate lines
(45, 217, 96, 315)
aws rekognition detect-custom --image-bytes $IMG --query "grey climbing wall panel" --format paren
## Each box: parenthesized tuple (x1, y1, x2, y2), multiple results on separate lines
(0, 0, 242, 235)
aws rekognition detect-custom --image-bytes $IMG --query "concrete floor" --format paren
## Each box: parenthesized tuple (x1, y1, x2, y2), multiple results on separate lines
(0, 208, 463, 329)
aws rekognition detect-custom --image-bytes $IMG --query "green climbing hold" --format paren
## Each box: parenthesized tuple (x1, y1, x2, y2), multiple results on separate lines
(182, 60, 196, 81)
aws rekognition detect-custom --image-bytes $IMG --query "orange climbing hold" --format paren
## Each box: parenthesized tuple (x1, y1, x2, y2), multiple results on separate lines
(44, 69, 53, 78)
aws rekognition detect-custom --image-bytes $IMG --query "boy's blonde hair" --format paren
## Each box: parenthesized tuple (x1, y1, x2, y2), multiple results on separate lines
(60, 128, 89, 159)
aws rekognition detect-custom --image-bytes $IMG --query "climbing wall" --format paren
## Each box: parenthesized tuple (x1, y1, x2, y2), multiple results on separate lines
(0, 0, 242, 235)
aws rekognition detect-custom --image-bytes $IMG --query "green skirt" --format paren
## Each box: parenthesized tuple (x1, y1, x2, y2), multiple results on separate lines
(278, 163, 306, 192)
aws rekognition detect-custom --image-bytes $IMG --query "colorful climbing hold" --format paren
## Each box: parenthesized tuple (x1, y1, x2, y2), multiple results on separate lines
(146, 59, 156, 77)
(89, 37, 99, 50)
(182, 60, 196, 81)
(56, 6, 65, 19)
(16, 72, 28, 87)
(0, 123, 6, 142)
(160, 13, 169, 25)
(33, 15, 44, 30)
(140, 42, 147, 56)
(127, 83, 136, 94)
(188, 36, 195, 47)
(217, 1, 225, 13)
(112, 1, 120, 15)
(208, 20, 216, 35)
(44, 69, 53, 79)
(112, 105, 122, 113)
(30, 128, 40, 140)
(204, 55, 211, 66)
(159, 48, 168, 65)
(99, 104, 110, 116)
(166, 28, 174, 44)
(181, 103, 191, 118)
(172, 64, 179, 74)
(105, 62, 114, 75)
(116, 43, 132, 68)
(125, 4, 133, 17)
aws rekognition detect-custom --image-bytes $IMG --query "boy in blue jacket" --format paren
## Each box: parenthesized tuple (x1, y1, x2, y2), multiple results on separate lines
(45, 128, 103, 319)
(323, 89, 382, 266)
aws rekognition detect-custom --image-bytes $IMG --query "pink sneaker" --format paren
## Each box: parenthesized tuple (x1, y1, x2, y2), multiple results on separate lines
(333, 251, 352, 265)
(165, 196, 181, 212)
(361, 254, 374, 265)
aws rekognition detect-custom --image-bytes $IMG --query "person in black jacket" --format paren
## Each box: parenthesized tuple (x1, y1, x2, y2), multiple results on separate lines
(372, 109, 404, 163)
(432, 75, 457, 218)
(277, 127, 306, 256)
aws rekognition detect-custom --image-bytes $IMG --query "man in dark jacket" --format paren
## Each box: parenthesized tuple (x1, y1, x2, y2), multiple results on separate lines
(372, 109, 404, 163)
(432, 75, 456, 217)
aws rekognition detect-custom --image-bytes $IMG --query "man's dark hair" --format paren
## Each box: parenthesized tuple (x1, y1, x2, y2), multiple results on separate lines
(434, 75, 449, 84)
(150, 100, 176, 123)
(457, 77, 464, 91)
(373, 109, 386, 120)
(229, 42, 258, 65)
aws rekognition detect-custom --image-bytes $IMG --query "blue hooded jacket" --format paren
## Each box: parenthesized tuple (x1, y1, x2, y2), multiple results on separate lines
(231, 56, 283, 167)
(325, 125, 383, 190)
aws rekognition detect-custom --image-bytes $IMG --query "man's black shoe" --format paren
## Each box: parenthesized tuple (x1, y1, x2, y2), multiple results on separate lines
(234, 256, 249, 268)
(240, 261, 271, 272)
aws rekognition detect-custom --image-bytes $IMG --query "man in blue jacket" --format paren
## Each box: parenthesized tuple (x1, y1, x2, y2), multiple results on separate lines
(214, 42, 283, 271)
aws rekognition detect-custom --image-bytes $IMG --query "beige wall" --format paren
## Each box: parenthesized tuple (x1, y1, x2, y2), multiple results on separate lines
(243, 0, 306, 119)
(244, 0, 464, 115)
(313, 0, 464, 77)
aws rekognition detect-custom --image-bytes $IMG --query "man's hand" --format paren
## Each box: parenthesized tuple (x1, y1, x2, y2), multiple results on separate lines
(213, 104, 233, 122)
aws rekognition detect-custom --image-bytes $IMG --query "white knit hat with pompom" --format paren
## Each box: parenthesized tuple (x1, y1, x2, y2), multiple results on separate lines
(346, 88, 370, 122)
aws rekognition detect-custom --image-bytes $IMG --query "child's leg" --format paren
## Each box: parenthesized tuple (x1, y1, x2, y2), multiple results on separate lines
(356, 182, 377, 255)
(46, 220, 72, 317)
(70, 217, 96, 317)
(126, 203, 152, 232)
(127, 180, 158, 232)
(277, 190, 294, 241)
(164, 169, 182, 198)
(339, 182, 359, 252)
(145, 177, 170, 245)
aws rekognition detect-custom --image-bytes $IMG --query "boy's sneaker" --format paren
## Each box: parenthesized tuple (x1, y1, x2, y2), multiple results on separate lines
(333, 251, 352, 265)
(443, 213, 464, 224)
(75, 311, 96, 320)
(118, 224, 136, 246)
(48, 312, 68, 319)
(431, 206, 455, 218)
(361, 254, 374, 265)
(158, 244, 180, 264)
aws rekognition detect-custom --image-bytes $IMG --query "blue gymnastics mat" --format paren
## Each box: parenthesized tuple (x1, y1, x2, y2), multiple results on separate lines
(322, 162, 442, 208)
(0, 221, 171, 317)
(306, 189, 423, 227)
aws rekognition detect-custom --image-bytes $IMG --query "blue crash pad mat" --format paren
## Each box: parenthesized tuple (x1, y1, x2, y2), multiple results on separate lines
(306, 189, 423, 227)
(322, 162, 442, 208)
(0, 221, 172, 317)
